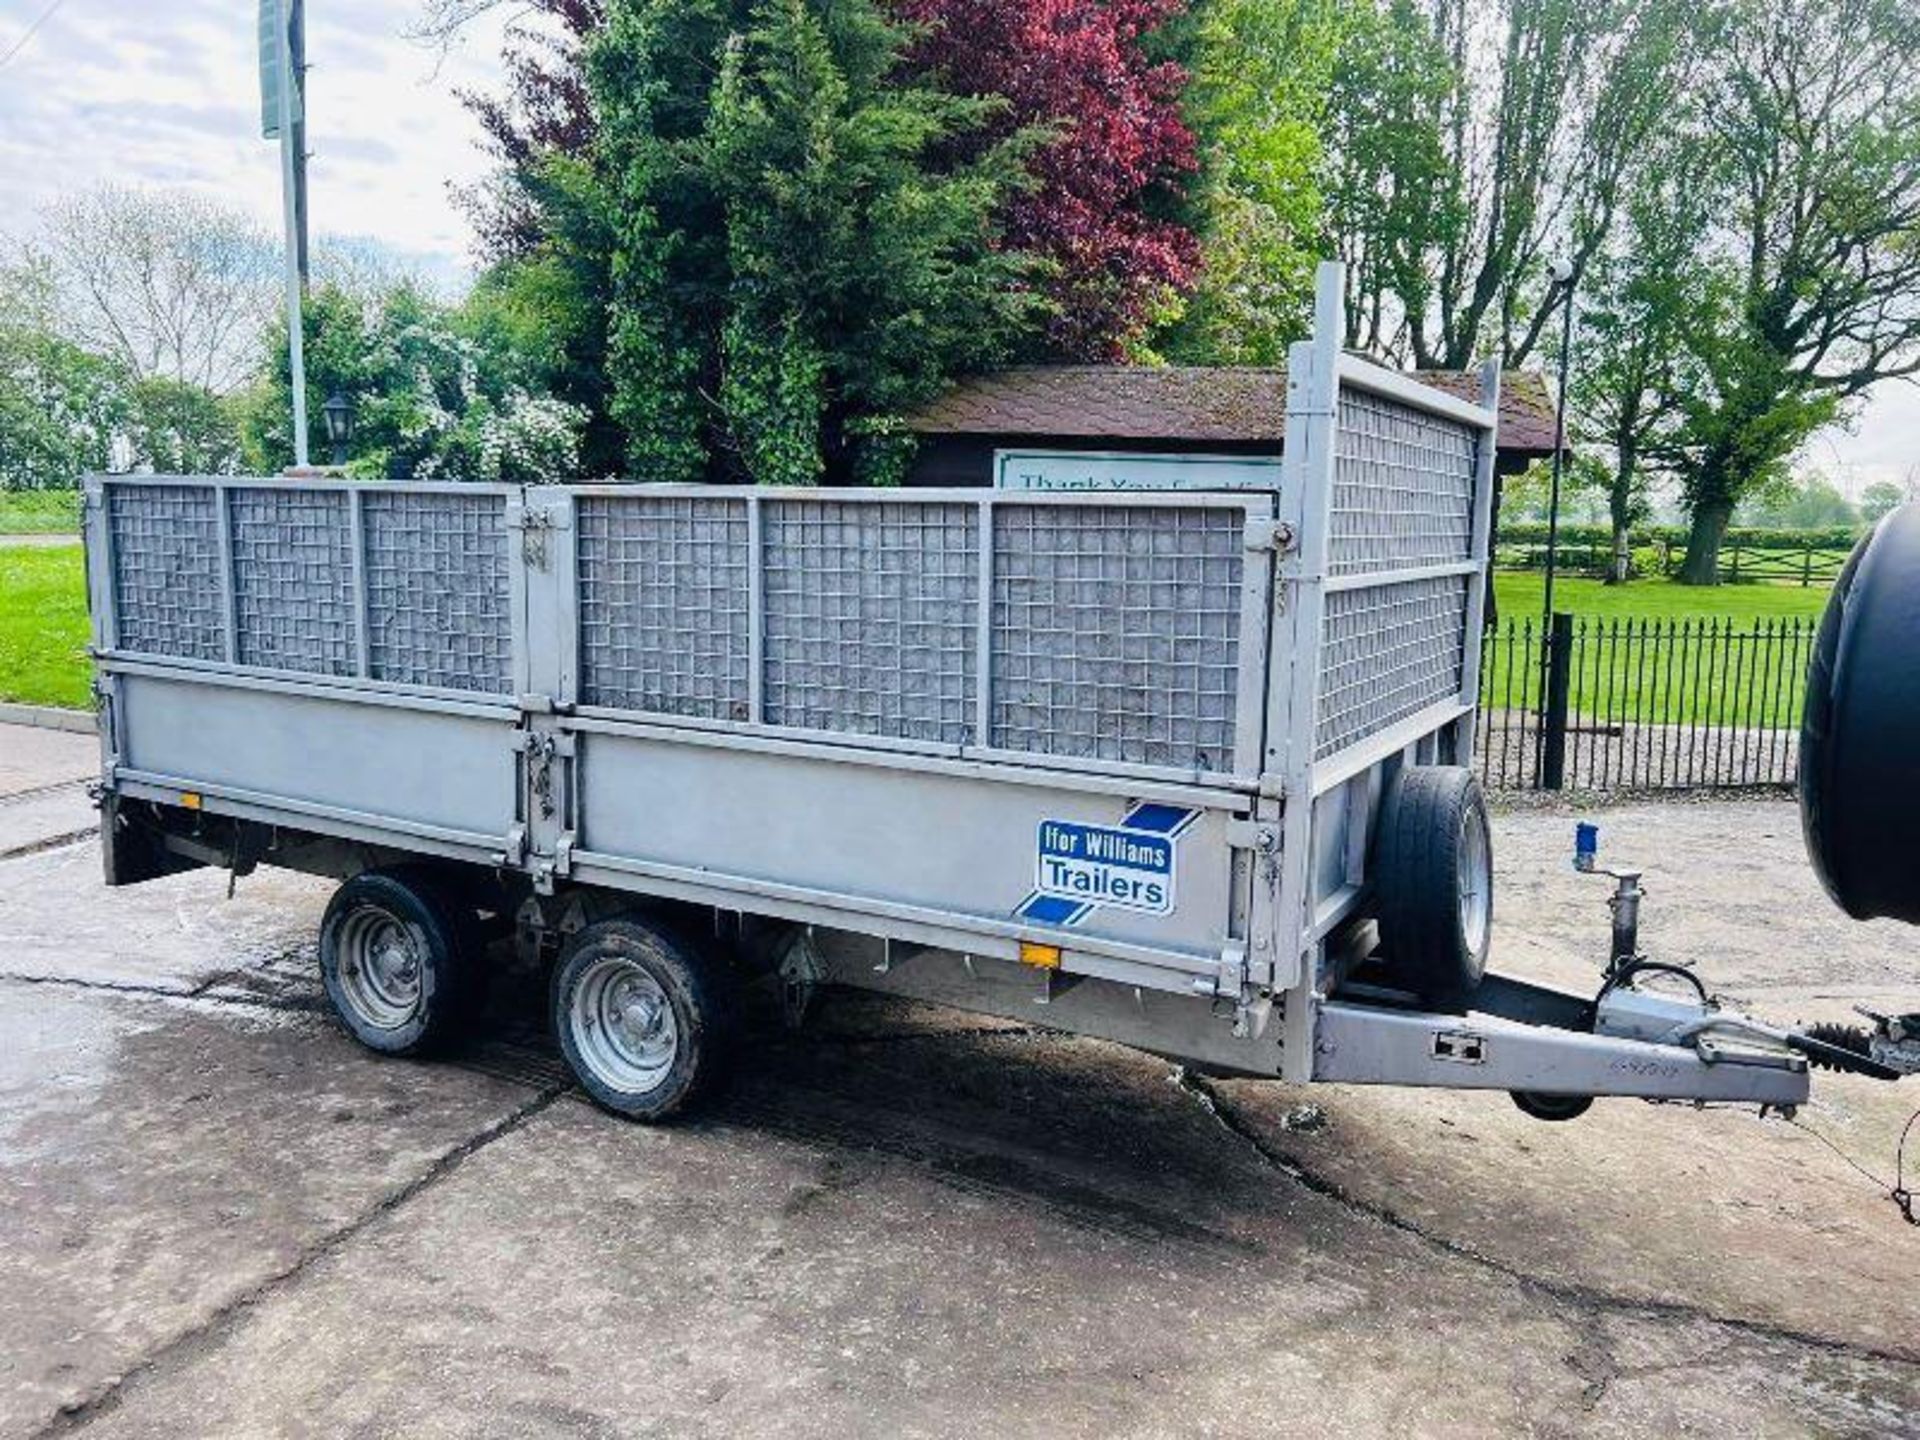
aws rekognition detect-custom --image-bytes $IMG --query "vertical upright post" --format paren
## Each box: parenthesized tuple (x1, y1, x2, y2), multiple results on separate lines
(747, 494, 766, 726)
(973, 498, 995, 751)
(1271, 259, 1345, 1083)
(1541, 611, 1573, 791)
(274, 0, 308, 467)
(1456, 356, 1502, 761)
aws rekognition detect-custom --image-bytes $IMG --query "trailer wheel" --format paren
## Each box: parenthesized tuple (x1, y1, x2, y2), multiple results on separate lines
(1511, 1091, 1593, 1122)
(320, 868, 481, 1056)
(553, 917, 728, 1121)
(1372, 765, 1493, 1011)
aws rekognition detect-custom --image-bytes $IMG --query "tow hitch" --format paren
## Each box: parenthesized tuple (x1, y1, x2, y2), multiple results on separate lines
(1315, 823, 1914, 1121)
(1570, 821, 1913, 1088)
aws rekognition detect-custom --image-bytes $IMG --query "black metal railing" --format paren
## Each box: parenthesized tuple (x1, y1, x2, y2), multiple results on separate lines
(1474, 614, 1818, 793)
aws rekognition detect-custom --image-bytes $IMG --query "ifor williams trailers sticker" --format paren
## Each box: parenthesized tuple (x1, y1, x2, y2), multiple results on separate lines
(1013, 803, 1198, 927)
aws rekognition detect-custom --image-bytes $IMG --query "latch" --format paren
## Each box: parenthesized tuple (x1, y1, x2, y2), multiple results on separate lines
(1244, 518, 1297, 553)
(518, 730, 575, 820)
(1225, 820, 1279, 854)
(507, 505, 560, 569)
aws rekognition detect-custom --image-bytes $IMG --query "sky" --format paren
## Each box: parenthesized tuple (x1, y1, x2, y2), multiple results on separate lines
(0, 0, 1914, 494)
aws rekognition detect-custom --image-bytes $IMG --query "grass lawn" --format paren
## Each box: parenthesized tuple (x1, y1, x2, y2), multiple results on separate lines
(0, 545, 93, 709)
(1483, 573, 1827, 728)
(1492, 571, 1831, 622)
(0, 490, 82, 535)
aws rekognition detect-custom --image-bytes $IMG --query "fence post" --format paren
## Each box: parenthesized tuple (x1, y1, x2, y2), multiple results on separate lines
(1540, 611, 1574, 791)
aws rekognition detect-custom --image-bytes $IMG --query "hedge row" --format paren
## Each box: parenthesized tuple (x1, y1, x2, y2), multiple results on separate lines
(1496, 522, 1860, 550)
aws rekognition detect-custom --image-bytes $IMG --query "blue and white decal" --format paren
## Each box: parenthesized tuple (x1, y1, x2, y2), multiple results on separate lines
(1013, 802, 1198, 928)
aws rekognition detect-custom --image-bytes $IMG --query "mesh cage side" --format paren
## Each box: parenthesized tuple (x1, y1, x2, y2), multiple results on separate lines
(1329, 390, 1478, 576)
(1315, 575, 1469, 759)
(363, 491, 512, 693)
(229, 488, 357, 675)
(991, 504, 1243, 773)
(107, 484, 226, 661)
(576, 495, 751, 719)
(762, 501, 977, 743)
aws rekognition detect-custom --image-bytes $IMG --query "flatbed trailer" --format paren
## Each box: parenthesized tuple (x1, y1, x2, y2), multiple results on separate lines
(84, 265, 1889, 1121)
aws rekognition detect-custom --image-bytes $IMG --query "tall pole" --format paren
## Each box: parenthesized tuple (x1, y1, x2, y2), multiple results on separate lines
(290, 0, 309, 287)
(274, 0, 309, 467)
(1541, 273, 1577, 629)
(1535, 267, 1576, 788)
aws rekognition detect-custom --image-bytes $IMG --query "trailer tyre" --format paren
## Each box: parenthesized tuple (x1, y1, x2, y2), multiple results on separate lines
(1372, 766, 1493, 1011)
(553, 917, 728, 1121)
(319, 868, 482, 1057)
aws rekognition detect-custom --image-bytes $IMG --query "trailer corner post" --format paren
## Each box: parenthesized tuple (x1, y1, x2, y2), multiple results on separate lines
(1270, 260, 1346, 1083)
(1455, 356, 1503, 760)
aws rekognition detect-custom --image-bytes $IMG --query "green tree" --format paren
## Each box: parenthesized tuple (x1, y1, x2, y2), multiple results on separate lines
(1325, 0, 1689, 368)
(590, 0, 1040, 485)
(1738, 474, 1860, 531)
(1670, 0, 1920, 583)
(1322, 0, 1460, 358)
(0, 260, 127, 490)
(1161, 0, 1342, 364)
(123, 377, 245, 475)
(1859, 480, 1908, 524)
(247, 280, 587, 483)
(1570, 145, 1712, 581)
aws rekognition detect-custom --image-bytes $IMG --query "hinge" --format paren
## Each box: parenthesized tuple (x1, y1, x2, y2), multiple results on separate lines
(1257, 774, 1287, 800)
(518, 693, 573, 716)
(496, 823, 528, 868)
(1244, 519, 1297, 553)
(553, 831, 575, 877)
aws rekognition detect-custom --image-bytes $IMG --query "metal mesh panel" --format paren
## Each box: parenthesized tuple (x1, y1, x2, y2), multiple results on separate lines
(229, 488, 356, 675)
(763, 501, 976, 743)
(362, 491, 511, 694)
(991, 505, 1244, 772)
(107, 484, 225, 660)
(1316, 575, 1469, 759)
(1329, 390, 1479, 575)
(577, 495, 751, 719)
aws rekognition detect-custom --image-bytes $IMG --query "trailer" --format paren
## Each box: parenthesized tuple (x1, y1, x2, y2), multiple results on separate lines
(82, 266, 1909, 1121)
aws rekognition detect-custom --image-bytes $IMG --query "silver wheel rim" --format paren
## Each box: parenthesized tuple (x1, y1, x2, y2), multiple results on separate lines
(1457, 809, 1492, 960)
(336, 905, 425, 1031)
(570, 954, 678, 1097)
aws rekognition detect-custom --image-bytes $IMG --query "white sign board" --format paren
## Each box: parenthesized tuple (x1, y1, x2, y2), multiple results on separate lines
(993, 448, 1282, 492)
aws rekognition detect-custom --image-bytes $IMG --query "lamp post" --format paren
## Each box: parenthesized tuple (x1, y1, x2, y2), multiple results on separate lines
(322, 390, 356, 468)
(1536, 257, 1578, 790)
(1541, 257, 1577, 629)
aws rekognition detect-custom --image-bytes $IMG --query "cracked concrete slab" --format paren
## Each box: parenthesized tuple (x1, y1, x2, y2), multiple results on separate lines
(0, 786, 1915, 1437)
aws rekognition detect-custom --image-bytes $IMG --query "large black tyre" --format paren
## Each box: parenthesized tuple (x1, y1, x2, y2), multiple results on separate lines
(319, 867, 484, 1056)
(552, 916, 731, 1121)
(1372, 765, 1493, 1011)
(1800, 503, 1920, 923)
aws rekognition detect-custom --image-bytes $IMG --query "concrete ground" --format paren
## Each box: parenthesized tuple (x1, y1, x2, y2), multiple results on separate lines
(1, 722, 1915, 1438)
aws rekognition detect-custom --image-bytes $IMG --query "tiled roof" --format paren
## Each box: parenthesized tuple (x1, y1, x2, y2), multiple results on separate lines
(907, 365, 1564, 455)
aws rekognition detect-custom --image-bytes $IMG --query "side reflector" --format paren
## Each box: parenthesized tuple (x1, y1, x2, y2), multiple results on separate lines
(179, 792, 202, 810)
(1019, 941, 1062, 970)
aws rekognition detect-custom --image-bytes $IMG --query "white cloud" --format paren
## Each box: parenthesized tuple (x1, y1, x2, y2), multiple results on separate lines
(0, 0, 510, 267)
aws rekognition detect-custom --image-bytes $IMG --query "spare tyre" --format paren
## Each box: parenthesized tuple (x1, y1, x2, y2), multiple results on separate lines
(1372, 765, 1493, 1011)
(1800, 502, 1920, 923)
